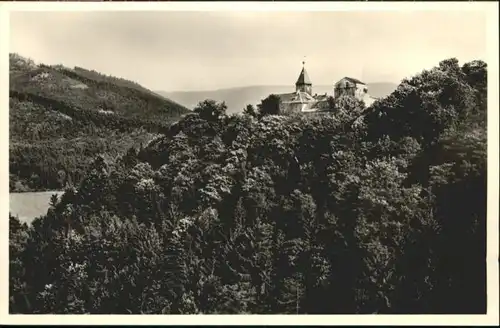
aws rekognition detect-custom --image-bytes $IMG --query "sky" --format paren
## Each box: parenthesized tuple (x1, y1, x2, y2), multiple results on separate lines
(9, 10, 488, 92)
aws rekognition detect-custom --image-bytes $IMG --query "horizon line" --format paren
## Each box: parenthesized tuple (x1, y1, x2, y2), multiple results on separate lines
(159, 81, 401, 94)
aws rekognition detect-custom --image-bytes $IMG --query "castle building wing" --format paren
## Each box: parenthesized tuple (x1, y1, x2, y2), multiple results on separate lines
(274, 62, 372, 115)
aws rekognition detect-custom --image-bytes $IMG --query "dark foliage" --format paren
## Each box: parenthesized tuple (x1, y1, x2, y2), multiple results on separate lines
(9, 58, 487, 314)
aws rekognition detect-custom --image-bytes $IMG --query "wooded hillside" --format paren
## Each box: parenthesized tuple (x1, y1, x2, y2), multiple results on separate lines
(9, 53, 190, 192)
(9, 58, 487, 314)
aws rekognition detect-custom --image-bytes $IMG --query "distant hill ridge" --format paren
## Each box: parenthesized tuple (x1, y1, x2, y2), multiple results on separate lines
(157, 82, 399, 114)
(10, 53, 190, 122)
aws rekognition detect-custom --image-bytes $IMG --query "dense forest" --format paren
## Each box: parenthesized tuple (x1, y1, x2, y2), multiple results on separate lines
(9, 58, 487, 314)
(9, 53, 190, 192)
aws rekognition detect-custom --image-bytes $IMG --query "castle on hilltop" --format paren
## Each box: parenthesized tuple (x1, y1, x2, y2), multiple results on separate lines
(277, 61, 376, 114)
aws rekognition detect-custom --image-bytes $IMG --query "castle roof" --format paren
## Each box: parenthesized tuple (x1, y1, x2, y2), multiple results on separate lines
(276, 90, 331, 113)
(278, 91, 316, 104)
(296, 67, 312, 86)
(335, 77, 366, 85)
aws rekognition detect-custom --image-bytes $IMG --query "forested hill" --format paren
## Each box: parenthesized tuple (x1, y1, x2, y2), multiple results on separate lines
(9, 58, 488, 314)
(9, 53, 190, 192)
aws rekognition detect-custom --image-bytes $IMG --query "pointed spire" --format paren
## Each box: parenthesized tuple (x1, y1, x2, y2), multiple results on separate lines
(296, 66, 311, 86)
(295, 58, 312, 95)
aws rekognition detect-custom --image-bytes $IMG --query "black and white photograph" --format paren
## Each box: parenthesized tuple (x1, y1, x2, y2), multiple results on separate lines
(1, 1, 498, 325)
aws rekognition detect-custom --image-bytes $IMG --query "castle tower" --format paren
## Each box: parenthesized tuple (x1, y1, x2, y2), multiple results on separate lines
(295, 60, 312, 95)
